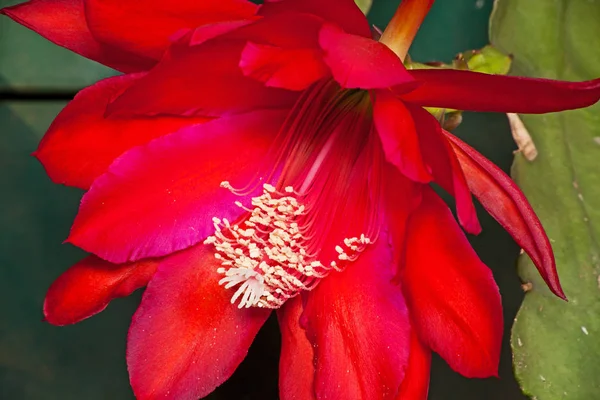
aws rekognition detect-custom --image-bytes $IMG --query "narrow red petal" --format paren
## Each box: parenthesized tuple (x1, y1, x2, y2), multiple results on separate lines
(240, 42, 328, 90)
(302, 231, 411, 400)
(277, 297, 316, 400)
(402, 189, 503, 378)
(85, 0, 257, 61)
(107, 39, 297, 118)
(374, 90, 432, 182)
(259, 0, 371, 38)
(43, 255, 158, 326)
(319, 24, 415, 89)
(127, 244, 270, 400)
(444, 131, 565, 299)
(1, 0, 153, 72)
(401, 69, 600, 113)
(409, 105, 481, 234)
(35, 73, 208, 189)
(68, 110, 286, 264)
(396, 329, 431, 400)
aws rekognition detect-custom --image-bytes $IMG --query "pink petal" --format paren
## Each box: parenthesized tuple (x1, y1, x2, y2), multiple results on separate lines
(444, 131, 565, 299)
(1, 0, 152, 72)
(107, 40, 297, 118)
(401, 189, 503, 378)
(35, 73, 208, 190)
(409, 105, 481, 234)
(44, 255, 158, 326)
(373, 90, 432, 182)
(127, 244, 270, 400)
(67, 110, 286, 264)
(277, 297, 316, 400)
(319, 24, 415, 89)
(84, 0, 257, 61)
(240, 42, 328, 90)
(259, 0, 371, 38)
(401, 69, 600, 113)
(302, 231, 411, 400)
(396, 330, 431, 400)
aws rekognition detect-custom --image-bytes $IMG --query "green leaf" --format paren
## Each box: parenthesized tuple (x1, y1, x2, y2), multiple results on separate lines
(406, 45, 512, 74)
(490, 1, 600, 399)
(461, 45, 512, 75)
(354, 0, 372, 15)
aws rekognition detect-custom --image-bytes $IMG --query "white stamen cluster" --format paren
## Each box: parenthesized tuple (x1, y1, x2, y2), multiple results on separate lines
(204, 183, 371, 309)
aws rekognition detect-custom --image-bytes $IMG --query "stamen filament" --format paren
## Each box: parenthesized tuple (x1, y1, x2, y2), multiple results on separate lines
(204, 184, 372, 309)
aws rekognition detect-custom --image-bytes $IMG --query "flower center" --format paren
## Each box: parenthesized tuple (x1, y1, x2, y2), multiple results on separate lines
(204, 183, 371, 308)
(205, 79, 384, 309)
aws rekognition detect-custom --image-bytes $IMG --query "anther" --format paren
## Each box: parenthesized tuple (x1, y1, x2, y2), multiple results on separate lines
(204, 184, 372, 309)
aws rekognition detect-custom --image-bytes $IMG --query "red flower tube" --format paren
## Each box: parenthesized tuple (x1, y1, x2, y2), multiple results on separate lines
(3, 0, 600, 399)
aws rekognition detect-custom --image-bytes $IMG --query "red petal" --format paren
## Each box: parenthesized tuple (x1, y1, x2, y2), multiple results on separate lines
(382, 162, 423, 269)
(319, 24, 415, 89)
(277, 297, 316, 400)
(444, 131, 565, 299)
(240, 42, 328, 90)
(402, 189, 503, 378)
(188, 18, 259, 47)
(302, 232, 411, 400)
(409, 105, 481, 234)
(107, 39, 297, 118)
(373, 90, 432, 182)
(85, 0, 257, 61)
(35, 74, 208, 190)
(0, 0, 153, 72)
(43, 255, 158, 326)
(208, 9, 324, 48)
(396, 330, 431, 400)
(402, 69, 600, 113)
(127, 244, 270, 400)
(259, 0, 371, 38)
(68, 110, 286, 264)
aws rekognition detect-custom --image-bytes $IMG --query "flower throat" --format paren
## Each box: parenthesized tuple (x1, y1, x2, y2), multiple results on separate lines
(205, 80, 383, 309)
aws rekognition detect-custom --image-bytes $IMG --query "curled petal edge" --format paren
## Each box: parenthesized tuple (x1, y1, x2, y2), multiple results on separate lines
(444, 131, 565, 300)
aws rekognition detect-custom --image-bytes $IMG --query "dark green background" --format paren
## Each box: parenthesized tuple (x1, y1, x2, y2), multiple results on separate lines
(0, 0, 529, 398)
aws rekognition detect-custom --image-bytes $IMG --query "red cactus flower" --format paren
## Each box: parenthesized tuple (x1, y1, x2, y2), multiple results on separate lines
(3, 0, 600, 399)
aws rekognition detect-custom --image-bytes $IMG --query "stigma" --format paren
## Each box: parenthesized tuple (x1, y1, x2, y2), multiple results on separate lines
(204, 182, 371, 309)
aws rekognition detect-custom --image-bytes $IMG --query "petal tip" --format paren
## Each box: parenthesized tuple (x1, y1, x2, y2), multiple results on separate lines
(549, 282, 567, 301)
(559, 292, 568, 301)
(458, 205, 482, 235)
(42, 301, 66, 326)
(0, 5, 15, 17)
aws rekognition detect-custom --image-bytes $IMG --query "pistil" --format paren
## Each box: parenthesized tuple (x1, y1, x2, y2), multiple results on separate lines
(379, 0, 435, 61)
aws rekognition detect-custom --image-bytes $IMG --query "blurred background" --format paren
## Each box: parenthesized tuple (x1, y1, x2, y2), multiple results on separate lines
(0, 0, 529, 398)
